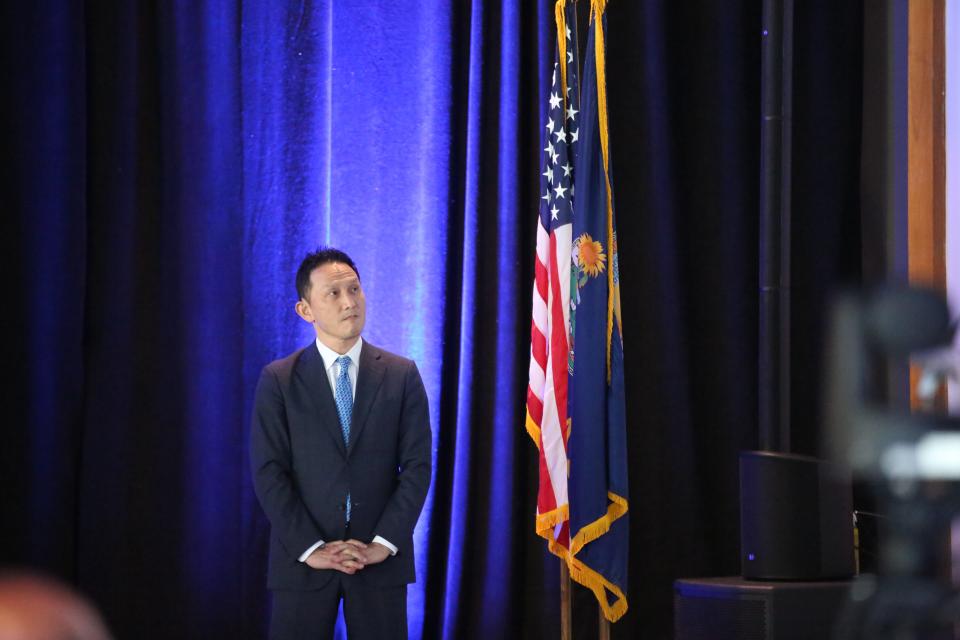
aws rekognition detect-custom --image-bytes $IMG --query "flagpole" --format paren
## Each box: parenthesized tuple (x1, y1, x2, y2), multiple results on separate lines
(598, 604, 610, 640)
(557, 2, 573, 639)
(560, 560, 572, 640)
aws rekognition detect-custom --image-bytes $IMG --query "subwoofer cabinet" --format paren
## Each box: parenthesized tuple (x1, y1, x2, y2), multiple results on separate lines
(673, 577, 852, 640)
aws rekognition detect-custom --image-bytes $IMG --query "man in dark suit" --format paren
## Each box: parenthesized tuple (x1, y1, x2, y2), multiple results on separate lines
(250, 248, 432, 640)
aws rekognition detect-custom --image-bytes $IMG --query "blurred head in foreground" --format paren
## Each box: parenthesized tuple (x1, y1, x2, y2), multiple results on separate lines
(0, 573, 112, 640)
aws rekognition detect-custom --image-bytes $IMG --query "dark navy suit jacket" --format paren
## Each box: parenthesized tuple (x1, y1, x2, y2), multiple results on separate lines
(250, 341, 432, 589)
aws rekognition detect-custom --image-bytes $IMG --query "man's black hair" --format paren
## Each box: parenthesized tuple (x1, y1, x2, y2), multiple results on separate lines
(296, 247, 361, 300)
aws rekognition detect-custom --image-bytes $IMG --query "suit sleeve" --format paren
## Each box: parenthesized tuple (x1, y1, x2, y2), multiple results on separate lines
(372, 360, 432, 549)
(250, 366, 325, 558)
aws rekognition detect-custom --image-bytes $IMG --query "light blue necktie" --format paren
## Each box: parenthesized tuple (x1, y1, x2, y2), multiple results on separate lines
(334, 355, 353, 522)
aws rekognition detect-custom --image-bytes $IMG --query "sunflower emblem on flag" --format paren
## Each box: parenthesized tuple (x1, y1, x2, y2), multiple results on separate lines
(572, 233, 606, 287)
(569, 233, 607, 374)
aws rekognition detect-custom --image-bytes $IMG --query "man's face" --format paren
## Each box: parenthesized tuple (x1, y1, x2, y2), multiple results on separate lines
(296, 262, 366, 350)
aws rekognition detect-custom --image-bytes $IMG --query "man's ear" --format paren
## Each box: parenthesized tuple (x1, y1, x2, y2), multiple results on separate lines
(295, 300, 313, 323)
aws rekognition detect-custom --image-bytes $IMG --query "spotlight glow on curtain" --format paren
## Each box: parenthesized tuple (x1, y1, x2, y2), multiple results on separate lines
(5, 2, 556, 638)
(239, 3, 538, 637)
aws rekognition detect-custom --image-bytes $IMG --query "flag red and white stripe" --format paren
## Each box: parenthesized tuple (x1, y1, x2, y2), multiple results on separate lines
(526, 4, 580, 552)
(527, 220, 572, 548)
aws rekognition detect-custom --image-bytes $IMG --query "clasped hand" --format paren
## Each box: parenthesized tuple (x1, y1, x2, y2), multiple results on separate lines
(305, 540, 392, 574)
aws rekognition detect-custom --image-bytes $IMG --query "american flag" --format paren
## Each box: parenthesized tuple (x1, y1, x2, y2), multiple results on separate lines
(526, 1, 580, 556)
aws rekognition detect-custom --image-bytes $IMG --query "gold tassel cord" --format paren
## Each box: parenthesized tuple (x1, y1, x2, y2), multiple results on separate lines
(556, 0, 569, 113)
(590, 0, 616, 383)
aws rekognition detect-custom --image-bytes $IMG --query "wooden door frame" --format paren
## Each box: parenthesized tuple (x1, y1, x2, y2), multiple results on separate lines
(907, 0, 947, 408)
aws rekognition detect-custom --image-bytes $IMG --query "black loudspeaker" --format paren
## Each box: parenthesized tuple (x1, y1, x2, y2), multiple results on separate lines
(740, 451, 855, 580)
(674, 577, 852, 640)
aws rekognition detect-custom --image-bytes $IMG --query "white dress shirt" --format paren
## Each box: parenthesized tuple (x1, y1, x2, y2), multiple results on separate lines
(299, 336, 398, 562)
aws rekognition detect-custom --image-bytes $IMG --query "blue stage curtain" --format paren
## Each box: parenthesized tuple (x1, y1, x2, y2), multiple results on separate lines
(1, 1, 864, 639)
(2, 2, 558, 638)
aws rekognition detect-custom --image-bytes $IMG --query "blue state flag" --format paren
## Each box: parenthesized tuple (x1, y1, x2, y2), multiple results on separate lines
(566, 0, 629, 623)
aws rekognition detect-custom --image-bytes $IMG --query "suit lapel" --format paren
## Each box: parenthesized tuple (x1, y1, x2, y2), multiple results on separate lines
(348, 341, 385, 455)
(295, 343, 348, 457)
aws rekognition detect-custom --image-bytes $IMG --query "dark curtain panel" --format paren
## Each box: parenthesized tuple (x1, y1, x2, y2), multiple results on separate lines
(1, 2, 863, 639)
(790, 0, 865, 456)
(600, 2, 763, 635)
(596, 1, 863, 637)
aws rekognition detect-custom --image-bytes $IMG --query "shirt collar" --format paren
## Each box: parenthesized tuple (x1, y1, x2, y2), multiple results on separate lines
(315, 336, 364, 372)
